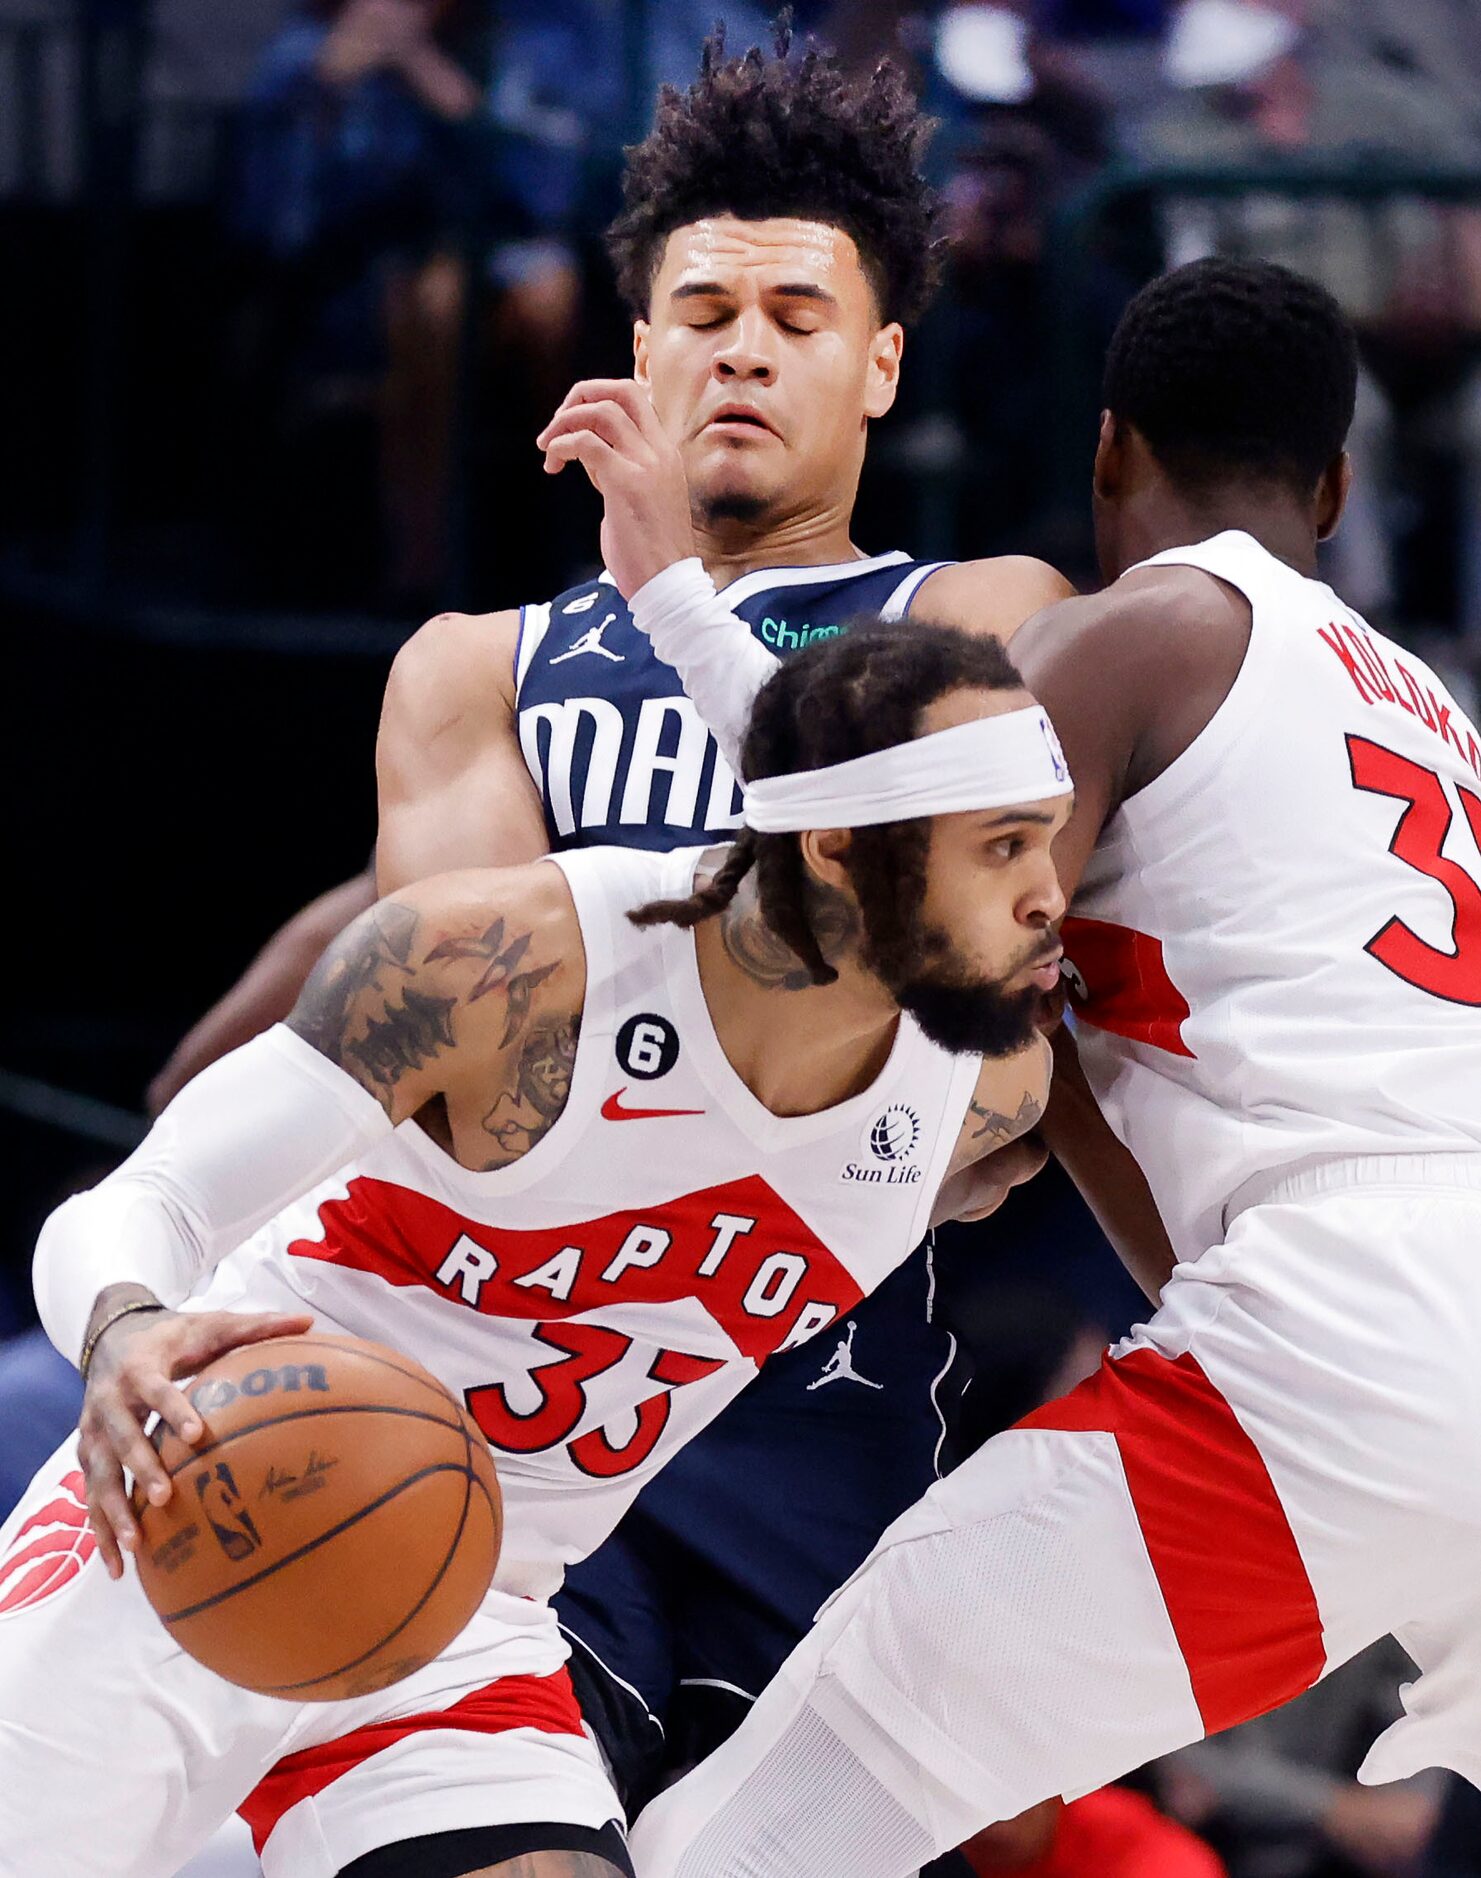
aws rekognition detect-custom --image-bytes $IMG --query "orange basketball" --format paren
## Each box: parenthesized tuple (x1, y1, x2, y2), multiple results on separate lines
(133, 1334, 501, 1702)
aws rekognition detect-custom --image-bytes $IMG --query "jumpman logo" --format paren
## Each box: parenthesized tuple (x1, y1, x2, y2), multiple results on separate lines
(806, 1321, 883, 1392)
(550, 613, 624, 665)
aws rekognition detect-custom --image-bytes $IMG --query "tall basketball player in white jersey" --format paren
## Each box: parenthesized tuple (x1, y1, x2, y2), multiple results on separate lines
(537, 257, 1481, 1876)
(0, 621, 1072, 1878)
(105, 35, 1076, 1878)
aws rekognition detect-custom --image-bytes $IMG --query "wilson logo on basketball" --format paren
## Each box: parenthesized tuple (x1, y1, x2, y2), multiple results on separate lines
(189, 1362, 330, 1416)
(0, 1471, 98, 1617)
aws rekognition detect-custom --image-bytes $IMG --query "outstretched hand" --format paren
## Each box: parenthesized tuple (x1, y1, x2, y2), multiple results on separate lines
(79, 1297, 312, 1579)
(537, 379, 696, 597)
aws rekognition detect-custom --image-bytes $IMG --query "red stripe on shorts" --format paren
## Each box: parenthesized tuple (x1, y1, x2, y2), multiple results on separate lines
(1019, 1348, 1324, 1733)
(238, 1666, 586, 1853)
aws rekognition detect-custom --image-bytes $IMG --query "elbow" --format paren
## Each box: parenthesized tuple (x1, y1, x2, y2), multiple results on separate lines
(32, 1192, 91, 1366)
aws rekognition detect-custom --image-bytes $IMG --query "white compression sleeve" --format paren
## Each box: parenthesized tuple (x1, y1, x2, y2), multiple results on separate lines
(628, 559, 779, 775)
(34, 1025, 393, 1365)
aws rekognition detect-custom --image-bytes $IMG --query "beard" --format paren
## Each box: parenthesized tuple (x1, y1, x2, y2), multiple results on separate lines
(893, 965, 1044, 1058)
(696, 486, 773, 528)
(868, 914, 1050, 1059)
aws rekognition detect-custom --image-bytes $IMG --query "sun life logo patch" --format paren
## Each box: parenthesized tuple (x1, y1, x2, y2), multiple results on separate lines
(867, 1104, 920, 1163)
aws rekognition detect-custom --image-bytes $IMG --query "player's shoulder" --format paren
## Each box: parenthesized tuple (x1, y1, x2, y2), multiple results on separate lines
(393, 858, 585, 983)
(1013, 561, 1249, 679)
(384, 608, 523, 733)
(403, 856, 575, 923)
(912, 556, 1076, 640)
(1109, 560, 1251, 632)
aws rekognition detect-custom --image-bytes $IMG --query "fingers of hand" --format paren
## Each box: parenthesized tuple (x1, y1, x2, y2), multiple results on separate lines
(174, 1309, 313, 1375)
(136, 1371, 205, 1448)
(538, 399, 645, 464)
(97, 1394, 171, 1510)
(541, 431, 619, 481)
(949, 1141, 1047, 1222)
(543, 378, 652, 437)
(1001, 1137, 1049, 1185)
(77, 1427, 131, 1579)
(958, 1186, 1012, 1222)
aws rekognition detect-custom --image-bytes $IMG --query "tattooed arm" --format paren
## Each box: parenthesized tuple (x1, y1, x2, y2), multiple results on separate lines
(952, 1037, 1053, 1169)
(288, 863, 586, 1170)
(932, 1035, 1176, 1299)
(924, 1039, 1053, 1232)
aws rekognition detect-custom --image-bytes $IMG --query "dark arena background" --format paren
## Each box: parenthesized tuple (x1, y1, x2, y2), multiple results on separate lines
(5, 2, 1481, 1872)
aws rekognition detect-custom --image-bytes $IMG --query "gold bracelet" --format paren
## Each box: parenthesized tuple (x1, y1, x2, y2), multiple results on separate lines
(79, 1300, 167, 1381)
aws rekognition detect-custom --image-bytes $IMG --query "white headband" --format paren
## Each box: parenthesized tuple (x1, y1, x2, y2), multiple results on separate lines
(741, 706, 1073, 834)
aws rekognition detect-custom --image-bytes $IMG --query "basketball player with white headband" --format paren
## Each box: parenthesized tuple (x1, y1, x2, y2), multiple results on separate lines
(544, 259, 1481, 1877)
(0, 620, 1079, 1878)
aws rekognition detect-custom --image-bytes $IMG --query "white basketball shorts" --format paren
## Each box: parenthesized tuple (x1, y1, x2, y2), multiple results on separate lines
(630, 1155, 1481, 1878)
(0, 1441, 622, 1878)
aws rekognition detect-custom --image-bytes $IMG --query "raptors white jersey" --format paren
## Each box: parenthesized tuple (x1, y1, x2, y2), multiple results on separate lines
(1065, 531, 1481, 1261)
(197, 844, 978, 1598)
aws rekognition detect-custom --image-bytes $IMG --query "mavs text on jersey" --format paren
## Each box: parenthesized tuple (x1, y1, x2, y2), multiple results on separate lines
(516, 554, 947, 850)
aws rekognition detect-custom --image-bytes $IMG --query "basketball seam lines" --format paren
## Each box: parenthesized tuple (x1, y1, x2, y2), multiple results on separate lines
(276, 1338, 461, 1408)
(152, 1346, 501, 1693)
(263, 1464, 492, 1695)
(157, 1402, 470, 1480)
(159, 1459, 479, 1625)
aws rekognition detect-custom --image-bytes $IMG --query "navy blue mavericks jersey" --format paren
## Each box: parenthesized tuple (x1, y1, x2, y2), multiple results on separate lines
(514, 551, 949, 851)
(520, 550, 976, 1878)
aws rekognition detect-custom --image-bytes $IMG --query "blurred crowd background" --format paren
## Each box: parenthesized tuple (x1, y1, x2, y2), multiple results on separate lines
(5, 1, 1481, 1872)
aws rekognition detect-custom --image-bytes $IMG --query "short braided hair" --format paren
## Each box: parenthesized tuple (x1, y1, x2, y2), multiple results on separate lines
(1104, 257, 1358, 492)
(629, 619, 1027, 984)
(607, 19, 944, 325)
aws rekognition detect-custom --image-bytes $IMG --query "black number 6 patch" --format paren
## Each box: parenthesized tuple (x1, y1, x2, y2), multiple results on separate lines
(616, 1012, 680, 1081)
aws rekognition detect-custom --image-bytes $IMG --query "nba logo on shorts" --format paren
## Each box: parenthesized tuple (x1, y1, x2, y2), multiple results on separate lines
(0, 1471, 98, 1616)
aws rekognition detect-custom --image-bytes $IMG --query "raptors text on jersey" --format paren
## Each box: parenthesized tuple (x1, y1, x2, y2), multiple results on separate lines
(191, 843, 979, 1597)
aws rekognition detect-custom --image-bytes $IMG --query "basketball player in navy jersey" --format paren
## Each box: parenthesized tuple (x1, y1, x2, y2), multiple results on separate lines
(386, 39, 1068, 1859)
(114, 27, 1069, 1872)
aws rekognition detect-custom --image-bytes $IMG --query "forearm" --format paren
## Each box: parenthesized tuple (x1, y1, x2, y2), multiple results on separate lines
(1041, 1026, 1177, 1303)
(149, 872, 376, 1113)
(38, 1026, 391, 1364)
(629, 560, 778, 774)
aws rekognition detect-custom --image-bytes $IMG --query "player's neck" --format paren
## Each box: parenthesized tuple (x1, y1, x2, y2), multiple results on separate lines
(694, 883, 900, 1117)
(694, 498, 863, 589)
(1112, 485, 1319, 581)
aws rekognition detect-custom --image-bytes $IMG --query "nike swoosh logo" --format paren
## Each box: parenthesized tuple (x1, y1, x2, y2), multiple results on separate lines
(601, 1087, 706, 1122)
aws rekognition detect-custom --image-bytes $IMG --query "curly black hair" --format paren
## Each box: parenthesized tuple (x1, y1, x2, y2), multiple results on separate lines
(607, 18, 943, 326)
(1103, 256, 1358, 492)
(629, 617, 1026, 986)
